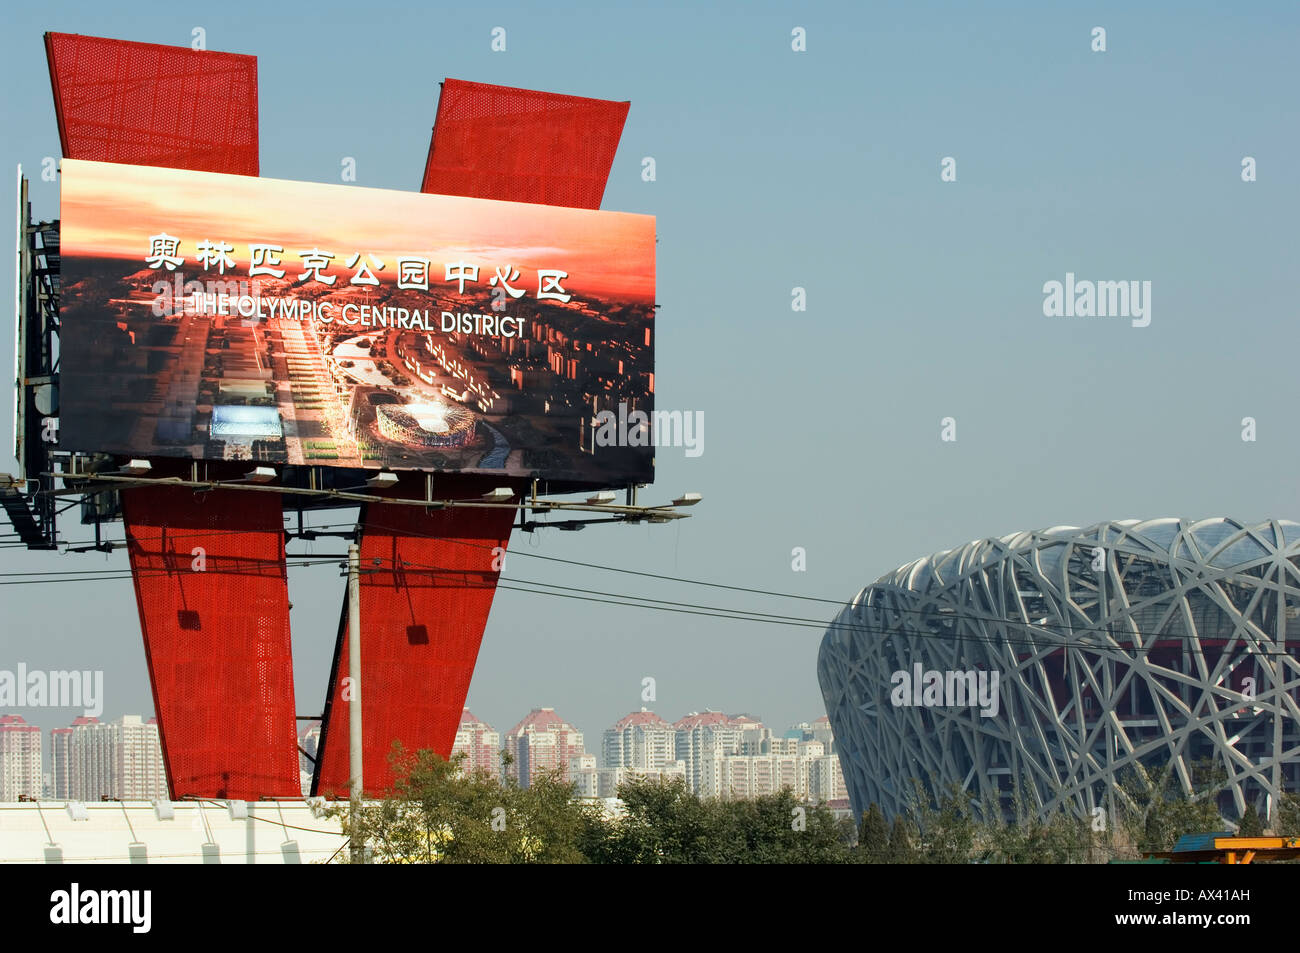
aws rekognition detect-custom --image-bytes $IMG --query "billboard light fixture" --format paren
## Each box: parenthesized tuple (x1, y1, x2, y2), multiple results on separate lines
(54, 472, 699, 528)
(586, 491, 616, 505)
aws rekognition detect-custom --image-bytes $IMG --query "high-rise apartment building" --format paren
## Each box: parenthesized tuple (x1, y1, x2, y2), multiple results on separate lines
(673, 711, 772, 794)
(789, 716, 836, 755)
(451, 708, 501, 779)
(569, 753, 598, 798)
(50, 715, 167, 801)
(504, 707, 585, 787)
(0, 715, 42, 801)
(602, 708, 677, 771)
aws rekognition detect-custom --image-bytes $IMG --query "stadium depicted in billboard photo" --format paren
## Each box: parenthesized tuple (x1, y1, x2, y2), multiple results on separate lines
(819, 518, 1300, 825)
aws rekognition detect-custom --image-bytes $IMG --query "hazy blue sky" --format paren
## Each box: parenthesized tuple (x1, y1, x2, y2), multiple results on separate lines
(2, 1, 1298, 753)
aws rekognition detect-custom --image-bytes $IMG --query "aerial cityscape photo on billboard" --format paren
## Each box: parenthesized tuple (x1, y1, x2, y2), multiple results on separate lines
(58, 158, 657, 485)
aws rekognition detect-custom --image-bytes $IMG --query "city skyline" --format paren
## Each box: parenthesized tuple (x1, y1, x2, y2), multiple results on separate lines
(451, 704, 845, 804)
(0, 713, 166, 801)
(0, 704, 841, 803)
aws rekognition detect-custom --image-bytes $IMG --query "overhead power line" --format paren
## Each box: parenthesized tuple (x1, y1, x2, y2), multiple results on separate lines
(1, 515, 1297, 657)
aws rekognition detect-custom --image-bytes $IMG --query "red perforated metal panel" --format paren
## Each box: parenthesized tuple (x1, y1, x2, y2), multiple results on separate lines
(123, 487, 300, 799)
(45, 32, 259, 175)
(312, 501, 514, 797)
(420, 78, 629, 209)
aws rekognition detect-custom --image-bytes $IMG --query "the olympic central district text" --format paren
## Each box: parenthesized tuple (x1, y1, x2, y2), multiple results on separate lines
(187, 293, 527, 337)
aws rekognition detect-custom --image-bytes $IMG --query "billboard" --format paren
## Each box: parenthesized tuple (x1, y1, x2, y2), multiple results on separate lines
(58, 159, 655, 485)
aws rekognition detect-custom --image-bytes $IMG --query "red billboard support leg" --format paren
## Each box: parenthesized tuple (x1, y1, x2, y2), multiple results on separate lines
(122, 486, 300, 799)
(312, 499, 514, 797)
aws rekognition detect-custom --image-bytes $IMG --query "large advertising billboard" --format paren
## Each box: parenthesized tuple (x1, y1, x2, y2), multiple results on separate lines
(58, 159, 655, 485)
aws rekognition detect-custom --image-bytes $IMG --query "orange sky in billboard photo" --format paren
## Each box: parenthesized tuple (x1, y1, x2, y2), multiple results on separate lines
(60, 158, 655, 302)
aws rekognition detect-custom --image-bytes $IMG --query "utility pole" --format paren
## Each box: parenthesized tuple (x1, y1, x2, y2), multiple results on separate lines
(348, 541, 364, 863)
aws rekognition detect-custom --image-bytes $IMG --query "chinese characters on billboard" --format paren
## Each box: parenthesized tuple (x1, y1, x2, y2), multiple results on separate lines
(58, 159, 656, 485)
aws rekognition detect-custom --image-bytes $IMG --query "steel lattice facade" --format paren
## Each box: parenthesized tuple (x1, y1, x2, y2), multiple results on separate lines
(818, 518, 1300, 824)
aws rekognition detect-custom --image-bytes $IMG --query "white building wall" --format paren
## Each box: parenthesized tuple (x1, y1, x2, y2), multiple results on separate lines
(0, 800, 346, 864)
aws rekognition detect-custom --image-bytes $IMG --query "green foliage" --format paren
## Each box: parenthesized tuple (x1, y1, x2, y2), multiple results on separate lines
(323, 743, 593, 864)
(583, 777, 853, 864)
(970, 781, 1102, 864)
(329, 753, 857, 864)
(900, 778, 976, 863)
(885, 815, 917, 863)
(583, 776, 717, 863)
(322, 746, 1249, 864)
(978, 804, 1098, 864)
(858, 803, 889, 861)
(1238, 803, 1264, 837)
(1277, 794, 1300, 837)
(1115, 758, 1229, 854)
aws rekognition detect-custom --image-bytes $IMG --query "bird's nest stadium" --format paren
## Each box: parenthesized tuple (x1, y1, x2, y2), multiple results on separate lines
(376, 401, 476, 448)
(818, 518, 1300, 823)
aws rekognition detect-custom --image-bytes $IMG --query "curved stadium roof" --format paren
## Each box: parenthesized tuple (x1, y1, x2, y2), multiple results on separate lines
(819, 518, 1300, 823)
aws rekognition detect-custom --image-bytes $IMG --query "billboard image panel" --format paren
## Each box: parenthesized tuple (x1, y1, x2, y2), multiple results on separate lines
(58, 159, 655, 485)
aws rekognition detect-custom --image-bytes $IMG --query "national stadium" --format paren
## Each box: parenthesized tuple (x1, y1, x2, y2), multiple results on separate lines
(818, 518, 1300, 824)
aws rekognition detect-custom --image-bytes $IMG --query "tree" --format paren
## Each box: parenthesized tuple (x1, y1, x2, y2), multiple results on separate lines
(585, 776, 715, 863)
(886, 815, 917, 863)
(980, 808, 1096, 864)
(584, 777, 854, 864)
(1238, 803, 1264, 837)
(858, 803, 889, 862)
(320, 746, 895, 864)
(717, 789, 850, 864)
(903, 778, 976, 863)
(1277, 794, 1300, 837)
(975, 785, 1099, 864)
(324, 742, 595, 863)
(1116, 758, 1229, 854)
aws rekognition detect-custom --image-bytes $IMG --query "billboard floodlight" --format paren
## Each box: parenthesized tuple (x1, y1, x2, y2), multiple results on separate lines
(672, 492, 702, 507)
(116, 459, 152, 477)
(481, 487, 514, 502)
(366, 472, 399, 490)
(243, 467, 277, 484)
(586, 491, 616, 505)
